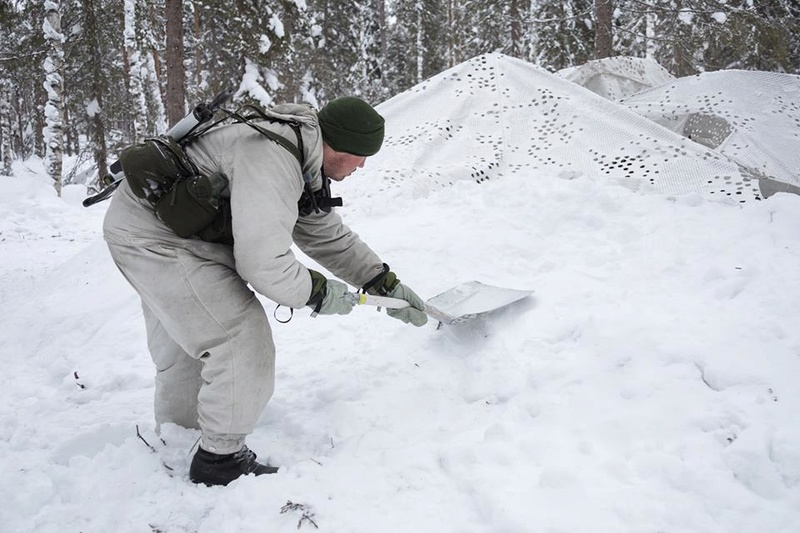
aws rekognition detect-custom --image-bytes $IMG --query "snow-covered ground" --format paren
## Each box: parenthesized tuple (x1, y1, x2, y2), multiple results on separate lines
(2, 52, 800, 533)
(2, 147, 800, 532)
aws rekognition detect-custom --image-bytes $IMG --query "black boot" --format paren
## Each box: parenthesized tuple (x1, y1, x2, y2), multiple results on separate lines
(189, 445, 278, 486)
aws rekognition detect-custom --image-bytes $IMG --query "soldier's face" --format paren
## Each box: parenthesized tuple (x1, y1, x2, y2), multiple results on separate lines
(322, 143, 367, 181)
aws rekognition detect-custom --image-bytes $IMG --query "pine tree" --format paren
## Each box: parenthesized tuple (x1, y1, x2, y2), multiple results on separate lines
(386, 0, 448, 90)
(703, 0, 800, 72)
(595, 0, 613, 58)
(187, 0, 249, 103)
(1, 2, 40, 161)
(165, 0, 186, 126)
(353, 0, 390, 102)
(123, 0, 149, 140)
(613, 1, 800, 75)
(139, 0, 168, 134)
(82, 0, 109, 183)
(530, 0, 594, 71)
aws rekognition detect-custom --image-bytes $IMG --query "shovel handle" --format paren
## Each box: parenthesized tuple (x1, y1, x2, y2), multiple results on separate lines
(344, 292, 411, 309)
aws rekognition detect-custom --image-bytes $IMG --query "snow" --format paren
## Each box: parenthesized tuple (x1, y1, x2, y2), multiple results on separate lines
(3, 61, 800, 532)
(85, 98, 101, 118)
(679, 10, 694, 25)
(270, 14, 285, 39)
(238, 61, 274, 108)
(259, 34, 272, 55)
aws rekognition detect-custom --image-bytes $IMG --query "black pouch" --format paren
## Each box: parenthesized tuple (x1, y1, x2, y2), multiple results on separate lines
(154, 177, 220, 239)
(196, 201, 234, 246)
(118, 137, 195, 204)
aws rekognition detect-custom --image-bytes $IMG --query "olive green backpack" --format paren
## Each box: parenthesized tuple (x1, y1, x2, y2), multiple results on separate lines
(118, 105, 305, 245)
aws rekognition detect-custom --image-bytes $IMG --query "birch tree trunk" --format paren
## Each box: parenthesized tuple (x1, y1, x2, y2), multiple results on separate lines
(646, 9, 657, 60)
(0, 83, 12, 176)
(43, 0, 64, 196)
(415, 1, 424, 83)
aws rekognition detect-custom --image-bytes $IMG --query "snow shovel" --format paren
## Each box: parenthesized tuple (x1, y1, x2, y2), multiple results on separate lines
(345, 281, 534, 325)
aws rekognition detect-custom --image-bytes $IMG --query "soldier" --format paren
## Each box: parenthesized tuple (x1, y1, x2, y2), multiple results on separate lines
(103, 96, 427, 486)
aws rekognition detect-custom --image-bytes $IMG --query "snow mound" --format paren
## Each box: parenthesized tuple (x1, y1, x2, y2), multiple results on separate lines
(367, 53, 763, 203)
(558, 56, 675, 101)
(621, 70, 800, 195)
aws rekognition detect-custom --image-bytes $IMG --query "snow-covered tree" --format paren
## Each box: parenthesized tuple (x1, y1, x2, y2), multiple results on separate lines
(353, 0, 390, 102)
(1, 0, 798, 182)
(43, 0, 64, 195)
(386, 0, 448, 89)
(530, 0, 594, 71)
(123, 0, 149, 140)
(82, 0, 109, 185)
(1, 82, 12, 176)
(615, 0, 800, 76)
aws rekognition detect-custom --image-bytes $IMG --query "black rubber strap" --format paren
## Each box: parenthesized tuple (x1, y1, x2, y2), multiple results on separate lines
(361, 263, 391, 294)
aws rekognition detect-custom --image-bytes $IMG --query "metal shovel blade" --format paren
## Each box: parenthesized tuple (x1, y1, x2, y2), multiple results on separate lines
(424, 281, 534, 325)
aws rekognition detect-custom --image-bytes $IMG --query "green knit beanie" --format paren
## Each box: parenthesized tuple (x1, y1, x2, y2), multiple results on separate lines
(318, 96, 385, 156)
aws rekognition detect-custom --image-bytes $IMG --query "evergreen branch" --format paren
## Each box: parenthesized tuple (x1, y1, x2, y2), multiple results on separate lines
(0, 50, 46, 62)
(529, 9, 594, 25)
(624, 0, 758, 17)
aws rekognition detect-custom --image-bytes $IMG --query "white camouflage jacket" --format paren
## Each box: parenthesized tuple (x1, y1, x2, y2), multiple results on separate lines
(103, 103, 385, 309)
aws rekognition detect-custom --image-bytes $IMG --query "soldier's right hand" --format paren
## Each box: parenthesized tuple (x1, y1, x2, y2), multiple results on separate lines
(307, 270, 354, 316)
(317, 279, 354, 315)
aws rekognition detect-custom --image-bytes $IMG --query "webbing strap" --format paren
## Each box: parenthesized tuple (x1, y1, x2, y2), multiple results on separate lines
(182, 105, 305, 167)
(227, 110, 304, 166)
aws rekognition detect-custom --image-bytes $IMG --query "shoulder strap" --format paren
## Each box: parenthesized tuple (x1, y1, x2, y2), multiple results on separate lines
(182, 104, 305, 167)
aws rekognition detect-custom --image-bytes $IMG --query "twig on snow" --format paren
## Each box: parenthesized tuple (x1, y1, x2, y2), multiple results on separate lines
(280, 501, 319, 530)
(136, 425, 175, 472)
(136, 425, 157, 453)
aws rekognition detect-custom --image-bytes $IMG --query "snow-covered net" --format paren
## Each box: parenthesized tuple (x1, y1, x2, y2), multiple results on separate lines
(620, 70, 800, 193)
(558, 56, 675, 101)
(370, 53, 800, 203)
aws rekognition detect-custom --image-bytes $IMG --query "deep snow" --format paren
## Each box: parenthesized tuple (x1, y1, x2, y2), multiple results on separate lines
(2, 150, 800, 532)
(2, 52, 800, 533)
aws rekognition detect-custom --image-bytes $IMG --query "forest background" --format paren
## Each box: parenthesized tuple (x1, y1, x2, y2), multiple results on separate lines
(0, 0, 798, 194)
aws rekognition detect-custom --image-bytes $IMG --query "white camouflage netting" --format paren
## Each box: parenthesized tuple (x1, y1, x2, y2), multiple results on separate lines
(367, 53, 800, 203)
(620, 70, 800, 192)
(558, 56, 675, 101)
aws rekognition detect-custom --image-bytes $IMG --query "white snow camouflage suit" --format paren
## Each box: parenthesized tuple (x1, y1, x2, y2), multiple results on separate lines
(103, 104, 385, 454)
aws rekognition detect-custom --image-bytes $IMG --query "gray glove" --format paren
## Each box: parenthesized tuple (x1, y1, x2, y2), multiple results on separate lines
(317, 279, 354, 316)
(362, 265, 427, 327)
(386, 283, 428, 327)
(307, 270, 353, 316)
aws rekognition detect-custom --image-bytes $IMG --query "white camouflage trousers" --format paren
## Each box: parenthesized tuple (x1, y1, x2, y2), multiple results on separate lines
(107, 241, 276, 454)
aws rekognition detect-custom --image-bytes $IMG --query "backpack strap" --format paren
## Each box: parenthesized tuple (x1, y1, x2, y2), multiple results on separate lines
(182, 104, 305, 167)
